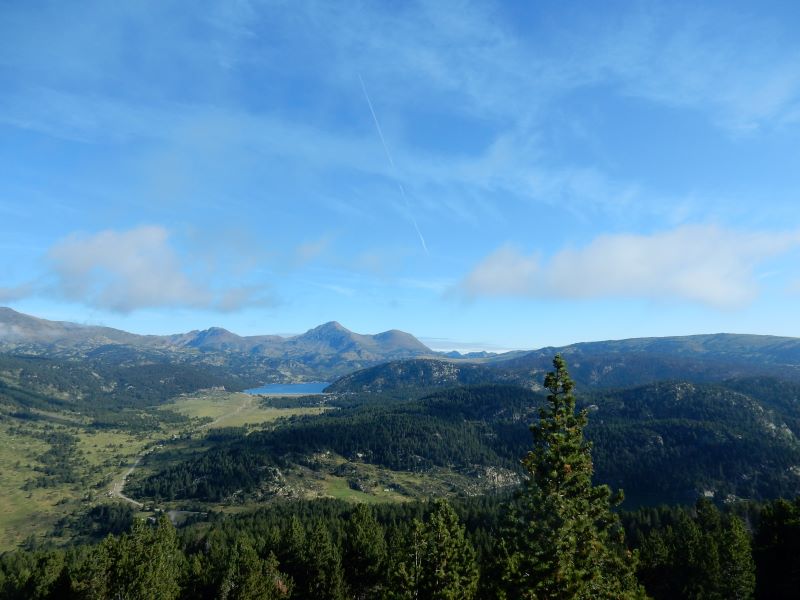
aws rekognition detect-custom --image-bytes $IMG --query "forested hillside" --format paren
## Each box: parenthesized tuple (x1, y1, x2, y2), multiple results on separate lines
(5, 493, 800, 599)
(324, 359, 524, 394)
(131, 378, 800, 506)
(0, 353, 247, 430)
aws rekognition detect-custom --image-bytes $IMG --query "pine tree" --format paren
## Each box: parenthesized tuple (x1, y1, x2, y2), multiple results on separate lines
(690, 499, 723, 599)
(104, 516, 184, 600)
(20, 551, 66, 600)
(304, 520, 348, 600)
(219, 538, 291, 600)
(498, 354, 647, 599)
(70, 537, 113, 600)
(418, 500, 479, 600)
(278, 515, 307, 590)
(719, 515, 755, 600)
(344, 504, 387, 599)
(385, 500, 478, 600)
(753, 497, 800, 599)
(637, 500, 755, 600)
(385, 521, 425, 600)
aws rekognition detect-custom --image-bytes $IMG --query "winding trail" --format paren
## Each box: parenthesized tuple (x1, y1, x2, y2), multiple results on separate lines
(108, 394, 253, 508)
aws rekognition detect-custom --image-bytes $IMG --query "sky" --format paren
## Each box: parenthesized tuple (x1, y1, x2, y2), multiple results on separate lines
(2, 0, 800, 352)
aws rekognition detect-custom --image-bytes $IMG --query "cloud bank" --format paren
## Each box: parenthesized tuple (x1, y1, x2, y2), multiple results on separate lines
(46, 226, 273, 313)
(461, 225, 800, 309)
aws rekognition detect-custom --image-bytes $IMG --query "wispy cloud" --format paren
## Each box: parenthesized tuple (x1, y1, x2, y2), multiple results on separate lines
(599, 5, 800, 132)
(315, 283, 356, 297)
(460, 225, 800, 309)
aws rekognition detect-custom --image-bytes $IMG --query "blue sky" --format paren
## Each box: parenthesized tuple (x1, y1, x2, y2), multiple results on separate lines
(2, 0, 800, 351)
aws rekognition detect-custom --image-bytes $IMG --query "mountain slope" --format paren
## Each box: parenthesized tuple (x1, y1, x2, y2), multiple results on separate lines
(0, 307, 143, 348)
(325, 358, 525, 393)
(496, 333, 800, 386)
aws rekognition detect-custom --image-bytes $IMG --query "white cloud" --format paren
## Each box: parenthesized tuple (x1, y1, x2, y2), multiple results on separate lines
(461, 225, 800, 309)
(46, 226, 274, 313)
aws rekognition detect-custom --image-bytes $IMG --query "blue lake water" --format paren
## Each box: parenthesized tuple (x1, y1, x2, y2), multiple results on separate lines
(244, 382, 330, 395)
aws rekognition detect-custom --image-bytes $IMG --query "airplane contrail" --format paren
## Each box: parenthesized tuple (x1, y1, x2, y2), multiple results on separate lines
(358, 74, 429, 255)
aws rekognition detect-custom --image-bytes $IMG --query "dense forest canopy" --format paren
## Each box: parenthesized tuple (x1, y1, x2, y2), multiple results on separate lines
(130, 377, 800, 506)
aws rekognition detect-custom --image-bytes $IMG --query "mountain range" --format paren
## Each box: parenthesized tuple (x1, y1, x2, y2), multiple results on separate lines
(5, 306, 800, 389)
(0, 307, 433, 382)
(327, 333, 800, 393)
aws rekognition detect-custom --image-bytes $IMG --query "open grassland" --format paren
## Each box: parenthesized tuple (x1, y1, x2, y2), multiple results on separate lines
(317, 475, 385, 503)
(161, 390, 325, 429)
(0, 420, 54, 549)
(0, 414, 163, 550)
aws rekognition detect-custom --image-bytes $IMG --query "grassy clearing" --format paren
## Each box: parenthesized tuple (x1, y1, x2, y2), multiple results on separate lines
(0, 412, 162, 551)
(322, 476, 385, 503)
(278, 453, 477, 505)
(0, 419, 55, 549)
(161, 390, 325, 429)
(78, 429, 157, 469)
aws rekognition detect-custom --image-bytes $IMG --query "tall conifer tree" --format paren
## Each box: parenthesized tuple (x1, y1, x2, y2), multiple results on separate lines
(419, 500, 479, 600)
(386, 500, 478, 600)
(344, 504, 387, 599)
(499, 355, 647, 599)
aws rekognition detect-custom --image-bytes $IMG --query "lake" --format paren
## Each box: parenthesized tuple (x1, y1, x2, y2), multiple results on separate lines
(244, 382, 330, 395)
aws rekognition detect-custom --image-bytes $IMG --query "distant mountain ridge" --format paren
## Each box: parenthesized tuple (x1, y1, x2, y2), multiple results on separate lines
(0, 307, 434, 382)
(500, 333, 800, 386)
(7, 306, 800, 388)
(327, 333, 800, 393)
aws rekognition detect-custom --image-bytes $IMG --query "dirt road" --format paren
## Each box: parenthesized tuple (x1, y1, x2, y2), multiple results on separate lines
(109, 453, 146, 508)
(108, 394, 253, 507)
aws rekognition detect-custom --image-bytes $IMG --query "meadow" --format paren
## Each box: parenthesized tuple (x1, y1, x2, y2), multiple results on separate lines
(0, 390, 327, 550)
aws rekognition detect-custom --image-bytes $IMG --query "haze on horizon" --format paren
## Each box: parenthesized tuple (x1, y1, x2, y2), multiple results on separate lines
(2, 0, 800, 350)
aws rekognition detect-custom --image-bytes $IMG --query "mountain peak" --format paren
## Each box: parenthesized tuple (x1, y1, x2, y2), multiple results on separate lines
(296, 321, 353, 340)
(204, 326, 234, 335)
(185, 327, 243, 349)
(314, 321, 348, 332)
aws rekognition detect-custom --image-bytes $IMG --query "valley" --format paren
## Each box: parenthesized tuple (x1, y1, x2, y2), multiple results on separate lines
(0, 386, 327, 551)
(2, 307, 800, 599)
